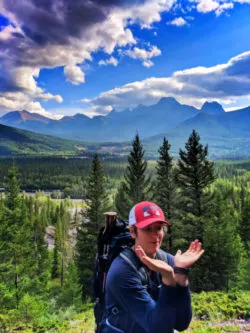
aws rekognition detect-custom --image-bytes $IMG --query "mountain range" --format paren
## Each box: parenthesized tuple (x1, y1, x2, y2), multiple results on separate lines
(1, 97, 250, 159)
(0, 97, 237, 142)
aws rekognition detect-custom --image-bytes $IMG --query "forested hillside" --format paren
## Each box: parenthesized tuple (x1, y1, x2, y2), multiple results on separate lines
(0, 131, 249, 332)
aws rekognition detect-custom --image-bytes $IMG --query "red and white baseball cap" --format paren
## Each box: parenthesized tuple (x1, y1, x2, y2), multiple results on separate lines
(129, 201, 171, 229)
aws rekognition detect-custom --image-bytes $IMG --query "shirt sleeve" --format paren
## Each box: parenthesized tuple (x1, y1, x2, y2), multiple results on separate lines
(106, 257, 192, 333)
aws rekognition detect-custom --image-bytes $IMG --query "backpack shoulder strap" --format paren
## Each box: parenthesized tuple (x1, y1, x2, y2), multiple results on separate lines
(120, 247, 149, 287)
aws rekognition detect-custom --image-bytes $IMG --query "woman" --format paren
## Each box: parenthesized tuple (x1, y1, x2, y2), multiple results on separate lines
(101, 201, 204, 333)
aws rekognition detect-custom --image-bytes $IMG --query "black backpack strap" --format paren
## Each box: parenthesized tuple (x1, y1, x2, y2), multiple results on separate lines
(120, 247, 149, 288)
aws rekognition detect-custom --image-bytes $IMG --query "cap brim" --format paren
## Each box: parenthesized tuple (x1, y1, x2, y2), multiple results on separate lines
(135, 218, 172, 228)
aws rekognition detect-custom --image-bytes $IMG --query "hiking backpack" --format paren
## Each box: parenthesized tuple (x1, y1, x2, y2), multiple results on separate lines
(93, 218, 134, 330)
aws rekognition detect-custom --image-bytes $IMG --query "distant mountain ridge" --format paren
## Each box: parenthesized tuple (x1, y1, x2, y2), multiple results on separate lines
(0, 97, 206, 141)
(1, 97, 249, 145)
(1, 110, 52, 125)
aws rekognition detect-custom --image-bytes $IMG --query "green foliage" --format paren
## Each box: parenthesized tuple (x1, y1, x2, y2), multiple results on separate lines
(87, 153, 109, 229)
(1, 135, 250, 331)
(154, 137, 175, 218)
(59, 263, 82, 308)
(0, 165, 39, 309)
(76, 153, 108, 300)
(154, 137, 175, 250)
(192, 290, 250, 321)
(116, 133, 152, 217)
(176, 129, 215, 220)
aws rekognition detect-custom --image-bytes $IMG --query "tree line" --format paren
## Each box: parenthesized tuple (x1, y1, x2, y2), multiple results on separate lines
(0, 130, 249, 330)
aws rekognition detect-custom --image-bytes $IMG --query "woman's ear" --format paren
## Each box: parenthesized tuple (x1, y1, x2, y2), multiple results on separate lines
(129, 226, 136, 239)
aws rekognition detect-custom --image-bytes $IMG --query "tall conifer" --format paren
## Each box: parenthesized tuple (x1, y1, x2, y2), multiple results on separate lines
(0, 165, 33, 308)
(116, 133, 151, 218)
(75, 153, 107, 299)
(176, 130, 215, 219)
(155, 137, 174, 219)
(154, 137, 175, 250)
(175, 130, 215, 242)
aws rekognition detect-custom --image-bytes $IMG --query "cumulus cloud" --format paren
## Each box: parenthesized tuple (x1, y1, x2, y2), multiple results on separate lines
(143, 60, 154, 68)
(87, 51, 250, 110)
(98, 56, 119, 67)
(125, 45, 161, 60)
(196, 0, 219, 13)
(188, 0, 235, 16)
(64, 65, 85, 85)
(1, 0, 249, 116)
(0, 91, 58, 118)
(123, 45, 161, 67)
(167, 17, 188, 26)
(0, 0, 176, 114)
(215, 2, 234, 16)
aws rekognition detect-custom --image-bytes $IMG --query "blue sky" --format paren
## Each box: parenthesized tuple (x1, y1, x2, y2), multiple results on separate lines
(1, 0, 250, 119)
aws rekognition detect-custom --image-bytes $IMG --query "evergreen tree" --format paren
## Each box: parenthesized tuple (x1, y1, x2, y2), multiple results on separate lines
(29, 197, 50, 294)
(154, 137, 175, 251)
(175, 130, 215, 241)
(51, 232, 60, 279)
(155, 137, 174, 219)
(75, 153, 107, 299)
(60, 262, 82, 308)
(116, 133, 151, 217)
(239, 184, 250, 251)
(191, 190, 246, 292)
(0, 166, 33, 309)
(86, 153, 108, 229)
(115, 182, 129, 220)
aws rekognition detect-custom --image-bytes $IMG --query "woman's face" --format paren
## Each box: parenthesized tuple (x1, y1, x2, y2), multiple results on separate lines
(133, 222, 165, 258)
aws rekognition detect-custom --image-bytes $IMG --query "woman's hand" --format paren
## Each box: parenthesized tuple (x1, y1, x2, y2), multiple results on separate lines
(174, 239, 204, 268)
(135, 245, 176, 286)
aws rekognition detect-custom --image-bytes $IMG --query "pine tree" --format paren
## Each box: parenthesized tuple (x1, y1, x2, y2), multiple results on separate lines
(116, 133, 151, 217)
(155, 137, 175, 219)
(239, 184, 250, 251)
(190, 190, 246, 292)
(75, 153, 107, 299)
(175, 130, 215, 241)
(0, 165, 34, 309)
(115, 182, 129, 220)
(154, 137, 175, 250)
(29, 197, 50, 294)
(87, 153, 108, 229)
(60, 262, 82, 308)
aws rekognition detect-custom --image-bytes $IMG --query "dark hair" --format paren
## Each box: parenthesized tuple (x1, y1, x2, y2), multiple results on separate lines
(130, 224, 168, 235)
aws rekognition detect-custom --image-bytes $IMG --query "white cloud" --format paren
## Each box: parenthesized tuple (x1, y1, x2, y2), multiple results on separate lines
(167, 17, 188, 26)
(143, 60, 154, 68)
(188, 0, 235, 16)
(80, 98, 91, 104)
(64, 65, 85, 85)
(196, 0, 219, 13)
(0, 0, 177, 114)
(126, 46, 162, 60)
(123, 45, 161, 67)
(37, 93, 63, 103)
(215, 3, 234, 16)
(1, 0, 250, 116)
(87, 51, 250, 111)
(98, 56, 119, 67)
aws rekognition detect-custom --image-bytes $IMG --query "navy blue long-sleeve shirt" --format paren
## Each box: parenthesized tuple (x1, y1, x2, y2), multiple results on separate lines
(102, 249, 192, 333)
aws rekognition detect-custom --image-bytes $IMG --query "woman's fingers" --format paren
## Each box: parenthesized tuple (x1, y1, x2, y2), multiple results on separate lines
(135, 245, 173, 274)
(135, 245, 146, 259)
